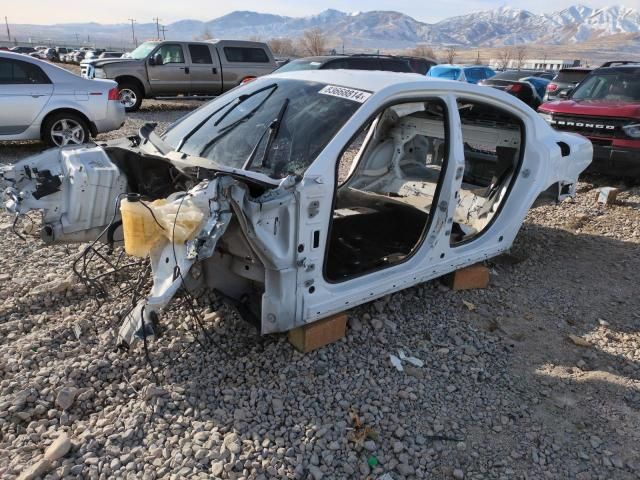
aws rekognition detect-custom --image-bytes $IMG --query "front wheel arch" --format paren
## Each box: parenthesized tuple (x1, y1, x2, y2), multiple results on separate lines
(115, 76, 145, 112)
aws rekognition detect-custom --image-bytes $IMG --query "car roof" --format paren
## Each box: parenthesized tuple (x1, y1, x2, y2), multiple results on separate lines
(269, 69, 424, 91)
(594, 65, 640, 73)
(269, 68, 521, 100)
(0, 51, 99, 83)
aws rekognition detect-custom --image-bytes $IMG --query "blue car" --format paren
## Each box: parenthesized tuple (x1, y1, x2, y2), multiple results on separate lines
(427, 64, 496, 84)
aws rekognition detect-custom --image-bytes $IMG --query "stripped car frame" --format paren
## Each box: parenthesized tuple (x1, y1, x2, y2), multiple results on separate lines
(1, 70, 592, 345)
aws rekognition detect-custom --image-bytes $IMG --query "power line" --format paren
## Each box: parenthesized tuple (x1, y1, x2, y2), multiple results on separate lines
(159, 25, 168, 40)
(128, 18, 136, 47)
(4, 16, 10, 42)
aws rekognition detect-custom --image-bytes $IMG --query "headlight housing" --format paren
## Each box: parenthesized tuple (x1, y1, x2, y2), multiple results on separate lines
(622, 123, 640, 138)
(538, 111, 553, 124)
(94, 68, 106, 79)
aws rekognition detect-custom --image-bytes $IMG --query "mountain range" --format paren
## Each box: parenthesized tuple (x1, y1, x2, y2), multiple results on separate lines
(5, 4, 640, 50)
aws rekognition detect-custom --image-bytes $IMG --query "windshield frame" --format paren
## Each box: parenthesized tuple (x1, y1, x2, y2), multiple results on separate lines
(161, 77, 370, 181)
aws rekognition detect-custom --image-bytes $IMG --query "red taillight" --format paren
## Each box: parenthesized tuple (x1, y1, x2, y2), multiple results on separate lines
(547, 83, 558, 92)
(108, 87, 119, 101)
(240, 76, 256, 85)
(507, 83, 523, 93)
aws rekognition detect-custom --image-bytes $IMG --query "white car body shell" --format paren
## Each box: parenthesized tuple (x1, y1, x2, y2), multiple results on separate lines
(1, 70, 592, 342)
(0, 52, 125, 142)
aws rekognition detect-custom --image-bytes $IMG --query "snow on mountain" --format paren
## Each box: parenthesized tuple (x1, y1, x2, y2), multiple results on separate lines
(7, 5, 640, 49)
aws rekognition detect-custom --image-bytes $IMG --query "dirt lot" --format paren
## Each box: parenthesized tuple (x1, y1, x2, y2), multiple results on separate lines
(0, 95, 639, 480)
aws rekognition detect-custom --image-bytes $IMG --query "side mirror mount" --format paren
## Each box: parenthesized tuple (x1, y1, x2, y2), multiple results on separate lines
(150, 53, 163, 66)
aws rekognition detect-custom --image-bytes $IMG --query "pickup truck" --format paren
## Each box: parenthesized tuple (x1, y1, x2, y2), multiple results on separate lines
(81, 39, 277, 111)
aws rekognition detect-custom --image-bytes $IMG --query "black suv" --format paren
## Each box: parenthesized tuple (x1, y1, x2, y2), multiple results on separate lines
(274, 55, 420, 74)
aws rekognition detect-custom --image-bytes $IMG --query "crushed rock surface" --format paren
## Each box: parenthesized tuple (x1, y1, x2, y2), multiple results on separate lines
(0, 95, 639, 479)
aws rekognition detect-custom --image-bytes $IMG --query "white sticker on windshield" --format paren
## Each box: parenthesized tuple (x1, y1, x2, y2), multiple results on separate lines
(319, 85, 372, 103)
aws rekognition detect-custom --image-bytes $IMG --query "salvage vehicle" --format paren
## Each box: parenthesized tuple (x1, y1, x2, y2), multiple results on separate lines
(1, 71, 592, 346)
(539, 62, 640, 177)
(427, 64, 496, 84)
(80, 39, 277, 112)
(544, 67, 593, 101)
(0, 52, 125, 146)
(480, 75, 550, 109)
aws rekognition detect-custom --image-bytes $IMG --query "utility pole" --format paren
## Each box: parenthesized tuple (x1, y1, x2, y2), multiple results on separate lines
(4, 16, 10, 42)
(153, 17, 160, 40)
(128, 18, 136, 47)
(159, 25, 168, 40)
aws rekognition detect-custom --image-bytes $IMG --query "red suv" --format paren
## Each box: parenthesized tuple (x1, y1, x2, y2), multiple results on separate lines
(538, 63, 640, 177)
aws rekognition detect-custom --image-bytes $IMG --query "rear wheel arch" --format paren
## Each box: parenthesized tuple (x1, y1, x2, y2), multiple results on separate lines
(40, 108, 95, 136)
(40, 108, 94, 147)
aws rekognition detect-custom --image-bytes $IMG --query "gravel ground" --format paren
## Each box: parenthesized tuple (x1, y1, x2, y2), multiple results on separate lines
(1, 94, 640, 479)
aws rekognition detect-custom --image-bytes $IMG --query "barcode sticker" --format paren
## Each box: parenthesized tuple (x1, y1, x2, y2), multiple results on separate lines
(319, 85, 372, 103)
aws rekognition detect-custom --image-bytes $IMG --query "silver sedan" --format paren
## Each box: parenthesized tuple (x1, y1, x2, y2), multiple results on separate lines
(0, 52, 125, 147)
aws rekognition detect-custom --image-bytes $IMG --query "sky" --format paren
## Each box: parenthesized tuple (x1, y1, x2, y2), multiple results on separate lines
(4, 0, 640, 24)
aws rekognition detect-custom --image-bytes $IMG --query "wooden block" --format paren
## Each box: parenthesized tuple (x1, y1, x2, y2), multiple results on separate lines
(288, 313, 347, 353)
(444, 263, 490, 290)
(595, 187, 619, 205)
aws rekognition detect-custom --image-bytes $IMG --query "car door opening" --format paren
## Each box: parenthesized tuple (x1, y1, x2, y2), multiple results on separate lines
(325, 99, 449, 282)
(451, 100, 524, 244)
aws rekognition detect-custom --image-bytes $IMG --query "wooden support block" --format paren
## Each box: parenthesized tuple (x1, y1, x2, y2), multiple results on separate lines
(444, 263, 490, 291)
(595, 187, 619, 205)
(288, 313, 347, 353)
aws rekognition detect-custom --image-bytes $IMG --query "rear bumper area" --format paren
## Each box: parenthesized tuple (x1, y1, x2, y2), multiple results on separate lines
(93, 102, 126, 135)
(589, 145, 640, 178)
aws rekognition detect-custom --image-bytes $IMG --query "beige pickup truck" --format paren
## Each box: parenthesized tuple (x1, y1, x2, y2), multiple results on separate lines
(80, 39, 277, 111)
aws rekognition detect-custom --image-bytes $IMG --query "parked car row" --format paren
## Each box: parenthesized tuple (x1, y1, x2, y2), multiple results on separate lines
(63, 48, 124, 64)
(6, 45, 124, 64)
(2, 40, 637, 178)
(423, 61, 639, 177)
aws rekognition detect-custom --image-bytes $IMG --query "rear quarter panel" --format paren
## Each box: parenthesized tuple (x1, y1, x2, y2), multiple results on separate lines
(39, 78, 117, 129)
